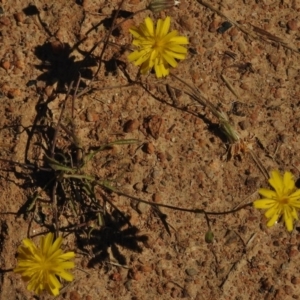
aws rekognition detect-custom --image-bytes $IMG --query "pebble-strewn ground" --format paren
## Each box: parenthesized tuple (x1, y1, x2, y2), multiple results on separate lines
(1, 0, 300, 299)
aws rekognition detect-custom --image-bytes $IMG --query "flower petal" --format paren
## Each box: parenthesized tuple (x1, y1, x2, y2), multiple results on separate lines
(162, 52, 178, 68)
(289, 189, 300, 202)
(160, 16, 171, 37)
(283, 171, 295, 193)
(144, 17, 154, 36)
(169, 36, 189, 45)
(283, 206, 294, 231)
(253, 199, 277, 209)
(258, 188, 277, 199)
(165, 44, 188, 54)
(264, 204, 280, 219)
(269, 170, 284, 196)
(164, 49, 186, 60)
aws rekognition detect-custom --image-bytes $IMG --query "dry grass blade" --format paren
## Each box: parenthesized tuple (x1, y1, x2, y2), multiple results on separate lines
(220, 74, 240, 99)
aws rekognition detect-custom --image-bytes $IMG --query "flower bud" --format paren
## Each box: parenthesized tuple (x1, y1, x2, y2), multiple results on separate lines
(148, 0, 180, 13)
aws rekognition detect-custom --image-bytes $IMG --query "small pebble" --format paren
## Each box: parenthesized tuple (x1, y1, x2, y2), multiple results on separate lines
(124, 119, 140, 133)
(284, 285, 293, 295)
(291, 277, 300, 285)
(137, 201, 149, 214)
(287, 19, 299, 31)
(179, 16, 193, 31)
(14, 12, 25, 23)
(69, 291, 81, 300)
(152, 193, 162, 202)
(208, 20, 219, 32)
(7, 88, 21, 98)
(0, 16, 11, 26)
(133, 182, 143, 191)
(1, 60, 10, 71)
(144, 142, 155, 154)
(185, 268, 198, 276)
(238, 120, 250, 130)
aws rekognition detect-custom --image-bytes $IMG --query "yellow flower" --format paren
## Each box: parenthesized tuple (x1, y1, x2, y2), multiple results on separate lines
(14, 233, 75, 296)
(128, 16, 188, 78)
(253, 170, 300, 231)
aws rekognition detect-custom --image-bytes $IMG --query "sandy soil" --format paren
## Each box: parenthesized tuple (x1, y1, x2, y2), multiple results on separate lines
(1, 0, 300, 299)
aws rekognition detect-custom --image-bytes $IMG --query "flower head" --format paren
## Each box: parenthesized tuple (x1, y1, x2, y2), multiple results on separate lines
(128, 16, 188, 78)
(253, 170, 300, 231)
(14, 233, 75, 296)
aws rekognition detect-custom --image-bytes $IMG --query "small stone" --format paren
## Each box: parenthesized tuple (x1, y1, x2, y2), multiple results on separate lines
(124, 280, 132, 291)
(208, 20, 219, 32)
(284, 285, 293, 295)
(14, 60, 25, 70)
(291, 277, 300, 285)
(128, 268, 142, 281)
(140, 264, 152, 273)
(7, 88, 21, 98)
(179, 16, 193, 31)
(0, 16, 10, 26)
(14, 12, 25, 23)
(69, 291, 81, 300)
(238, 120, 250, 130)
(133, 182, 143, 191)
(124, 119, 140, 133)
(152, 193, 162, 202)
(288, 246, 298, 258)
(185, 268, 198, 276)
(137, 201, 149, 214)
(144, 142, 155, 154)
(287, 19, 299, 31)
(1, 60, 10, 71)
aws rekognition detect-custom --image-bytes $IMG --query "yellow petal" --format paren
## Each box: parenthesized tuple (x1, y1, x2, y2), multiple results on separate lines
(265, 204, 280, 218)
(165, 44, 188, 54)
(269, 170, 283, 196)
(154, 62, 163, 78)
(258, 188, 277, 199)
(155, 19, 163, 37)
(59, 251, 75, 260)
(162, 52, 178, 68)
(169, 36, 189, 45)
(50, 236, 63, 254)
(283, 171, 295, 194)
(128, 51, 143, 62)
(253, 199, 277, 209)
(140, 61, 151, 74)
(283, 206, 294, 231)
(41, 233, 54, 256)
(160, 16, 171, 37)
(164, 49, 186, 60)
(57, 269, 74, 281)
(144, 17, 154, 36)
(129, 27, 142, 38)
(290, 206, 299, 220)
(266, 211, 280, 227)
(289, 189, 300, 201)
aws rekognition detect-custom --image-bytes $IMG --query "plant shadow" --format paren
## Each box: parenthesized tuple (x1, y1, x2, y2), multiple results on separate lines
(34, 42, 97, 91)
(77, 209, 148, 267)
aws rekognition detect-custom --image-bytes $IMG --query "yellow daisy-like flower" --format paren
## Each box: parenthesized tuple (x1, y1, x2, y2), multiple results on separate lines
(128, 16, 188, 78)
(14, 233, 75, 296)
(253, 170, 300, 231)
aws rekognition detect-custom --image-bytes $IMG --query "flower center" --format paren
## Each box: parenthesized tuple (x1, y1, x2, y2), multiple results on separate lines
(280, 197, 289, 205)
(153, 39, 164, 51)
